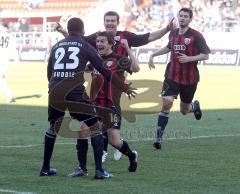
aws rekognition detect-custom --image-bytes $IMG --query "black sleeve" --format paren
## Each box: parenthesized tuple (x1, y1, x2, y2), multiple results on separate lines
(125, 31, 150, 47)
(195, 32, 211, 54)
(47, 52, 53, 81)
(84, 33, 97, 48)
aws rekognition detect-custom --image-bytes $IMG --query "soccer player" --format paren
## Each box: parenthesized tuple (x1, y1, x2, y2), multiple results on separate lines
(148, 8, 211, 149)
(40, 17, 132, 179)
(56, 11, 174, 160)
(68, 31, 139, 177)
(0, 23, 14, 103)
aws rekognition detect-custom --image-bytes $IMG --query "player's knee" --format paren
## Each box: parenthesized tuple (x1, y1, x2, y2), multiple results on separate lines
(161, 102, 172, 112)
(109, 139, 120, 149)
(88, 121, 102, 136)
(108, 135, 121, 148)
(78, 128, 89, 138)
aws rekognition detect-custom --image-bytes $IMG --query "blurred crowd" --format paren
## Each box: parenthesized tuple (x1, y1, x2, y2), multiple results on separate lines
(123, 0, 240, 32)
(17, 0, 45, 10)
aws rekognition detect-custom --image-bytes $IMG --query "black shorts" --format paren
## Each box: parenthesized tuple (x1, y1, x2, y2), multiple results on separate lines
(161, 79, 197, 103)
(48, 93, 99, 127)
(95, 105, 121, 131)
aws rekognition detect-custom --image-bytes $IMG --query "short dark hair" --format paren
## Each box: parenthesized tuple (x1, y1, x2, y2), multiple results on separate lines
(67, 17, 84, 35)
(104, 11, 120, 24)
(179, 8, 193, 18)
(96, 31, 114, 45)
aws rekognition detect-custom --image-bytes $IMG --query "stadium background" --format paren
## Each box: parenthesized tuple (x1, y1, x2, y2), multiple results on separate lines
(0, 0, 240, 194)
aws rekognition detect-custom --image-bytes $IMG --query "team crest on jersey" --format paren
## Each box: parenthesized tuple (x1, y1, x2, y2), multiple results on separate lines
(113, 36, 120, 45)
(114, 36, 120, 41)
(184, 38, 191, 45)
(105, 61, 113, 67)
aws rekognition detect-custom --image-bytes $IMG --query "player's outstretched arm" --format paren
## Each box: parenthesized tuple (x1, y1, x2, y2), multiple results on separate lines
(121, 39, 140, 72)
(148, 18, 175, 43)
(55, 22, 69, 38)
(148, 46, 170, 69)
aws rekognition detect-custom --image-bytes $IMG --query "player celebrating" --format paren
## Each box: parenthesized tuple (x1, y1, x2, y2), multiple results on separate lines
(40, 18, 133, 179)
(56, 11, 174, 161)
(148, 8, 210, 149)
(68, 31, 139, 177)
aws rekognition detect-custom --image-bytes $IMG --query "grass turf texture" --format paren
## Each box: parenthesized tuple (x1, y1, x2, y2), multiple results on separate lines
(0, 62, 240, 193)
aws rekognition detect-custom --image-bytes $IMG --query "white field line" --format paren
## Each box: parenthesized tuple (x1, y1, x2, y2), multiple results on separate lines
(0, 133, 240, 148)
(0, 189, 36, 194)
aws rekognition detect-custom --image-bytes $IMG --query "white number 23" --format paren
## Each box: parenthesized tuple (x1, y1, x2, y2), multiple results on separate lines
(54, 47, 80, 70)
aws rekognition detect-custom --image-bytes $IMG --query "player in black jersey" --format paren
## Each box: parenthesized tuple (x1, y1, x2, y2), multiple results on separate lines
(39, 17, 129, 179)
(56, 11, 174, 161)
(57, 11, 174, 56)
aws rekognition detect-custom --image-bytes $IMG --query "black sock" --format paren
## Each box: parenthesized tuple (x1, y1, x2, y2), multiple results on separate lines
(76, 139, 88, 171)
(42, 134, 56, 170)
(119, 140, 135, 161)
(103, 132, 108, 152)
(91, 135, 103, 171)
(156, 111, 169, 142)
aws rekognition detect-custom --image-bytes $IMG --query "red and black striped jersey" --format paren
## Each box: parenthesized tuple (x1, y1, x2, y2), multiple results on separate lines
(85, 31, 150, 57)
(90, 52, 132, 110)
(165, 28, 210, 85)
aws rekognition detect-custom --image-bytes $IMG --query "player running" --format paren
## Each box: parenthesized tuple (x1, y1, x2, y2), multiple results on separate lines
(148, 8, 210, 149)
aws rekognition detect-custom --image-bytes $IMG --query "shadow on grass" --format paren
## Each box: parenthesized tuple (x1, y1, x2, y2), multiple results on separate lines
(12, 94, 42, 101)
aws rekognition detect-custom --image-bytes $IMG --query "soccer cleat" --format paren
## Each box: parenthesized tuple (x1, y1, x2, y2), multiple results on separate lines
(193, 100, 202, 120)
(113, 149, 122, 161)
(128, 150, 138, 172)
(40, 168, 57, 176)
(153, 142, 162, 150)
(154, 129, 163, 150)
(94, 169, 113, 179)
(8, 97, 15, 103)
(102, 151, 108, 163)
(68, 167, 88, 177)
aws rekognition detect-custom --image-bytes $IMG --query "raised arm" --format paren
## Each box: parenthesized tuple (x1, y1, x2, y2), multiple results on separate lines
(148, 46, 171, 69)
(55, 22, 69, 38)
(87, 46, 130, 92)
(120, 39, 140, 72)
(148, 18, 175, 43)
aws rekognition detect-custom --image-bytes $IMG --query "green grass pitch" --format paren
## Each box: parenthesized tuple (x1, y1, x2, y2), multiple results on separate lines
(0, 62, 240, 193)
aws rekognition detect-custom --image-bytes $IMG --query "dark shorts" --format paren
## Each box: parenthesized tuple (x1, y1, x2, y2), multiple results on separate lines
(48, 93, 99, 127)
(95, 105, 121, 131)
(161, 79, 197, 104)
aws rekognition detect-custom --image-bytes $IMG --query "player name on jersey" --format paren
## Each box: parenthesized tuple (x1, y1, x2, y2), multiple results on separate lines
(53, 71, 75, 78)
(58, 42, 82, 47)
